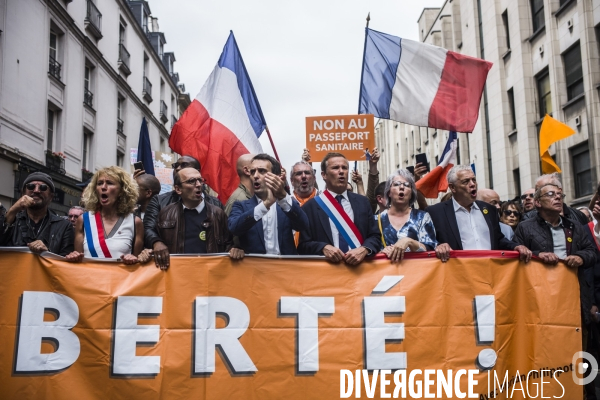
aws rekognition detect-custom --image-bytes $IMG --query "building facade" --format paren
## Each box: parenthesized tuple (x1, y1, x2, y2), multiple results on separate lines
(361, 0, 599, 207)
(0, 0, 189, 214)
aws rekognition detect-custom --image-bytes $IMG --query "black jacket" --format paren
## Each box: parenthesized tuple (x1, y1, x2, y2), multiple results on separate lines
(298, 192, 381, 255)
(515, 215, 596, 325)
(0, 210, 74, 256)
(426, 200, 518, 250)
(522, 204, 588, 226)
(143, 190, 223, 248)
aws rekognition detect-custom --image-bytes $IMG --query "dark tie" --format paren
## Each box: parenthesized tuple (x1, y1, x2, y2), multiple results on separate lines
(335, 195, 349, 252)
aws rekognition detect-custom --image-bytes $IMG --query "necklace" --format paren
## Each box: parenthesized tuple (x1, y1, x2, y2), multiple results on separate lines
(26, 213, 48, 239)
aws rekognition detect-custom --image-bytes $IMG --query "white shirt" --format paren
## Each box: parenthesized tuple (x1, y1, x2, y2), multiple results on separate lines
(253, 194, 293, 255)
(326, 189, 354, 249)
(182, 200, 205, 214)
(452, 198, 491, 250)
(547, 220, 567, 259)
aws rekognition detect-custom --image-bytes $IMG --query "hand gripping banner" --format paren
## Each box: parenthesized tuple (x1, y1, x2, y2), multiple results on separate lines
(0, 249, 584, 399)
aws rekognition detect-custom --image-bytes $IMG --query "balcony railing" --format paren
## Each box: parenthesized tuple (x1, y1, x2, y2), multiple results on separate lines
(45, 152, 65, 174)
(117, 118, 124, 134)
(160, 100, 168, 123)
(118, 44, 131, 76)
(48, 56, 61, 81)
(84, 88, 94, 108)
(85, 0, 102, 39)
(142, 76, 152, 103)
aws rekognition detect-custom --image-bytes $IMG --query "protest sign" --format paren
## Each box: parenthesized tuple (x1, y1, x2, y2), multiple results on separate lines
(306, 114, 375, 162)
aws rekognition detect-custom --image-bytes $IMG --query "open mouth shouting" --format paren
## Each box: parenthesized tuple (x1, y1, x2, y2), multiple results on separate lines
(100, 193, 109, 205)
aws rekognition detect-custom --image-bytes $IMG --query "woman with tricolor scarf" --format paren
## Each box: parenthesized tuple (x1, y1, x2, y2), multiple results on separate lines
(376, 169, 438, 262)
(66, 166, 146, 265)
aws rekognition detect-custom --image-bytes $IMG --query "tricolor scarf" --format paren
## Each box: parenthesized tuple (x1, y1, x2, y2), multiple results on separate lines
(83, 212, 112, 258)
(314, 191, 364, 249)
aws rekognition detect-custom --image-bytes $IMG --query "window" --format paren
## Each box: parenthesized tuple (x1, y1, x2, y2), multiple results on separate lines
(117, 152, 124, 168)
(49, 30, 61, 80)
(507, 88, 516, 130)
(530, 0, 544, 33)
(536, 71, 552, 119)
(119, 23, 125, 45)
(502, 11, 510, 50)
(47, 109, 55, 151)
(82, 131, 93, 170)
(571, 142, 593, 198)
(117, 96, 124, 134)
(84, 64, 94, 107)
(513, 168, 521, 198)
(563, 44, 584, 101)
(160, 137, 166, 152)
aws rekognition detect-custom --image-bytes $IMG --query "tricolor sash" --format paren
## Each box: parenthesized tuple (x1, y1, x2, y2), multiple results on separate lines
(314, 191, 364, 249)
(83, 212, 113, 258)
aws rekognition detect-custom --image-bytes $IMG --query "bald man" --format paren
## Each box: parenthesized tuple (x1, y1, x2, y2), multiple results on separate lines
(135, 173, 161, 219)
(477, 188, 514, 240)
(225, 154, 255, 216)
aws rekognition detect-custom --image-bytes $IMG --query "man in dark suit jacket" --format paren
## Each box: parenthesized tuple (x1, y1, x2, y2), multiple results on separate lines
(298, 152, 381, 265)
(427, 165, 532, 262)
(228, 154, 308, 256)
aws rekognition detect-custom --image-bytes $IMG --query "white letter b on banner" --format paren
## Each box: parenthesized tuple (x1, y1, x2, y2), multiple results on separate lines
(15, 291, 80, 372)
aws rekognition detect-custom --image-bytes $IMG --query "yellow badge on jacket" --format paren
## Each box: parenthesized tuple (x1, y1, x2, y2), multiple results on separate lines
(199, 231, 206, 241)
(567, 237, 573, 243)
(483, 208, 489, 215)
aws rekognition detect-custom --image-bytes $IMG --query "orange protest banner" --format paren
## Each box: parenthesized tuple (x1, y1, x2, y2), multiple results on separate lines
(0, 250, 583, 399)
(305, 114, 375, 162)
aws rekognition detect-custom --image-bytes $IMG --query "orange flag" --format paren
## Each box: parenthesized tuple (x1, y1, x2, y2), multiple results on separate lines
(539, 114, 575, 174)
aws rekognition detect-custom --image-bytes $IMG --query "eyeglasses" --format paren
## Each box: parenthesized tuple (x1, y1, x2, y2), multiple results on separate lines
(540, 191, 566, 199)
(25, 183, 49, 192)
(182, 177, 205, 186)
(520, 193, 534, 200)
(502, 210, 521, 218)
(391, 181, 411, 188)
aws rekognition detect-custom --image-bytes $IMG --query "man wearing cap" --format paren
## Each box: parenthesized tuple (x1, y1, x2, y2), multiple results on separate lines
(0, 172, 74, 256)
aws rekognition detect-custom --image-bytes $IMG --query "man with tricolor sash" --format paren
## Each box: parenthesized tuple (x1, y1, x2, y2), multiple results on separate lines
(298, 152, 381, 265)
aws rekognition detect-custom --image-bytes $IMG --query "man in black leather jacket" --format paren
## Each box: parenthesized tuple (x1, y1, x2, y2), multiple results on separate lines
(0, 172, 73, 256)
(143, 156, 223, 268)
(515, 183, 595, 327)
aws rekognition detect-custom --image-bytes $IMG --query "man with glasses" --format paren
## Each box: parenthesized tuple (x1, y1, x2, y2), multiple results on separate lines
(520, 188, 535, 212)
(152, 168, 233, 269)
(143, 155, 224, 269)
(515, 183, 595, 338)
(67, 206, 85, 228)
(0, 172, 73, 256)
(521, 174, 588, 225)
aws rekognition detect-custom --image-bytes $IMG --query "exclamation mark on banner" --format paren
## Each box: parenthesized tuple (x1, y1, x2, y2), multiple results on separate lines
(474, 295, 497, 370)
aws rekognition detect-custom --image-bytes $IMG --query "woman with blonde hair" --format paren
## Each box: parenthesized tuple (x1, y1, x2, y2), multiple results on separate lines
(66, 166, 145, 264)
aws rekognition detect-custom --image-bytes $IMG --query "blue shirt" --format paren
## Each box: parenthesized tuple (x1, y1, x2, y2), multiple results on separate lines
(375, 209, 438, 251)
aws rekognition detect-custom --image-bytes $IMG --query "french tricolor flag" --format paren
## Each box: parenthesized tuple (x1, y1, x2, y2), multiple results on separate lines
(359, 28, 492, 133)
(416, 131, 457, 198)
(169, 31, 266, 202)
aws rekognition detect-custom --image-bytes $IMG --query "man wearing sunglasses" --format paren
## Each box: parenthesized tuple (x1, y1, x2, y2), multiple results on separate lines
(0, 172, 73, 256)
(520, 188, 535, 213)
(143, 156, 224, 269)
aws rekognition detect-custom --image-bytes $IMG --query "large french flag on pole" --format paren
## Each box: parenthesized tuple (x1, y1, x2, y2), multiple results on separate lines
(169, 31, 266, 202)
(358, 28, 492, 133)
(416, 131, 457, 198)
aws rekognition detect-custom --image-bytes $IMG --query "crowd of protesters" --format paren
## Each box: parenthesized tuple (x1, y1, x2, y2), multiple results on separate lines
(2, 148, 600, 394)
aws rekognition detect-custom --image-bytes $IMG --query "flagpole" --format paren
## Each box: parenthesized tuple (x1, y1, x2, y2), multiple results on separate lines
(357, 13, 370, 114)
(264, 125, 280, 162)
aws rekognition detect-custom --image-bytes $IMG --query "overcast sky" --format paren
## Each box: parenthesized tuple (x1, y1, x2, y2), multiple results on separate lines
(149, 0, 445, 186)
